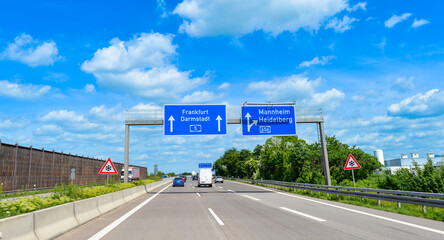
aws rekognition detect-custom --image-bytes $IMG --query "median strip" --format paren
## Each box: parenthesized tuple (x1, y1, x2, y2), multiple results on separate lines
(208, 208, 224, 226)
(280, 207, 326, 222)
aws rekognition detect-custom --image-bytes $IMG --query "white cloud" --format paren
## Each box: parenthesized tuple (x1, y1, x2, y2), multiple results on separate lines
(299, 55, 336, 68)
(135, 154, 149, 160)
(131, 103, 162, 110)
(247, 74, 320, 101)
(162, 136, 186, 145)
(88, 104, 124, 122)
(1, 33, 60, 67)
(182, 91, 224, 103)
(218, 82, 230, 90)
(392, 77, 415, 91)
(309, 88, 345, 107)
(384, 13, 411, 28)
(0, 119, 29, 129)
(173, 0, 348, 37)
(247, 74, 344, 109)
(41, 110, 99, 132)
(326, 15, 357, 33)
(388, 89, 444, 118)
(347, 2, 366, 12)
(0, 80, 51, 99)
(411, 18, 430, 28)
(34, 124, 64, 136)
(351, 95, 365, 101)
(84, 84, 96, 93)
(157, 0, 168, 18)
(81, 33, 208, 101)
(81, 33, 176, 73)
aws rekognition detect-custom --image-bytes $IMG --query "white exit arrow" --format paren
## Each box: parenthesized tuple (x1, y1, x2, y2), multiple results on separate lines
(168, 115, 175, 132)
(216, 115, 222, 132)
(245, 112, 258, 132)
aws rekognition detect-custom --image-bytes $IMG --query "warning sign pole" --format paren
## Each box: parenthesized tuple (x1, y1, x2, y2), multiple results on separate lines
(352, 169, 355, 188)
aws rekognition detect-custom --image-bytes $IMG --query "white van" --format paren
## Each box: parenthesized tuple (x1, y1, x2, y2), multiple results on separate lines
(198, 168, 213, 187)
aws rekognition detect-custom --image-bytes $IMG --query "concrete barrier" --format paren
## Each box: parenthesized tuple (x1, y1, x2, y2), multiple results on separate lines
(112, 191, 126, 208)
(0, 213, 37, 240)
(34, 203, 79, 240)
(122, 188, 135, 202)
(74, 198, 101, 225)
(0, 180, 171, 239)
(97, 193, 115, 214)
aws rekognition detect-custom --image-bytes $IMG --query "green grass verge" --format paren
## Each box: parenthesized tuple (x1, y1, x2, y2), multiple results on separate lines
(235, 180, 444, 222)
(0, 178, 160, 219)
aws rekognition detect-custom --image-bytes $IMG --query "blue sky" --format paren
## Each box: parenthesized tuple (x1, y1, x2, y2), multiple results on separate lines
(0, 0, 443, 174)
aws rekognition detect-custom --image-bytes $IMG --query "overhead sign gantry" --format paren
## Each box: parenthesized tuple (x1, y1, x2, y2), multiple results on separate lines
(124, 102, 331, 186)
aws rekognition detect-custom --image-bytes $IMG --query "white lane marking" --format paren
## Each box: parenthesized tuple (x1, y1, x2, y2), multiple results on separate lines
(88, 184, 170, 240)
(197, 192, 201, 197)
(280, 207, 326, 222)
(192, 186, 195, 189)
(276, 192, 444, 235)
(208, 208, 224, 226)
(227, 189, 235, 193)
(242, 194, 260, 201)
(218, 186, 223, 189)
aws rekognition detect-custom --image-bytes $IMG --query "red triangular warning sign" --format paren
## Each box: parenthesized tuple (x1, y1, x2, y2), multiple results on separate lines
(344, 153, 361, 170)
(99, 158, 118, 174)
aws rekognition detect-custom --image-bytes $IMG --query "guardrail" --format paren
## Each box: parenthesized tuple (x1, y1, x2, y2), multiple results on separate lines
(237, 179, 444, 211)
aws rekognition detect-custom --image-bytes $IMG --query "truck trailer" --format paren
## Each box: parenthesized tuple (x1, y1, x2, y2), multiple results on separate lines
(121, 167, 141, 182)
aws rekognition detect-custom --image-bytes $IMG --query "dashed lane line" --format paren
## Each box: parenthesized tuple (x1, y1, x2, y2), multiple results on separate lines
(241, 194, 260, 201)
(208, 208, 224, 226)
(280, 207, 326, 222)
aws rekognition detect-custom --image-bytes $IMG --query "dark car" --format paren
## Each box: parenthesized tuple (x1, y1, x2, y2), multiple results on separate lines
(192, 175, 198, 180)
(173, 177, 184, 187)
(180, 175, 187, 182)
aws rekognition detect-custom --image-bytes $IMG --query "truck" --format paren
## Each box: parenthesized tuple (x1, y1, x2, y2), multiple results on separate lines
(121, 167, 140, 182)
(198, 168, 212, 187)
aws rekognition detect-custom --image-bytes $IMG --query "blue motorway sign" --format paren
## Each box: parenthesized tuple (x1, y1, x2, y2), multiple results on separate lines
(164, 105, 227, 135)
(241, 106, 296, 135)
(198, 163, 212, 168)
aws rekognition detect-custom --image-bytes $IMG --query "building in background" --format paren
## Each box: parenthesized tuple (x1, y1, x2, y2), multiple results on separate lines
(377, 150, 444, 174)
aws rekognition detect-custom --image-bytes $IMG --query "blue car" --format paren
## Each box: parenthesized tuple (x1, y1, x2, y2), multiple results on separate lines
(173, 177, 185, 187)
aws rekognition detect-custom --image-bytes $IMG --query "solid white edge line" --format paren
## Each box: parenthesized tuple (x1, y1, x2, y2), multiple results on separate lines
(208, 208, 224, 226)
(280, 207, 326, 222)
(88, 184, 171, 240)
(196, 192, 201, 197)
(242, 194, 260, 201)
(276, 192, 444, 235)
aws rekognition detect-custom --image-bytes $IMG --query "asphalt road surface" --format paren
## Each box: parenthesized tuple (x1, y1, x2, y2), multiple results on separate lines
(56, 180, 444, 240)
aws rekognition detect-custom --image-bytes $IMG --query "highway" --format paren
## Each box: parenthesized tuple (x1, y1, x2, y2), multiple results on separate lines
(56, 180, 444, 240)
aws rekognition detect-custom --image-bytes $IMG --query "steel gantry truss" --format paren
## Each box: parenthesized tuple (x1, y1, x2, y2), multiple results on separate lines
(123, 105, 331, 185)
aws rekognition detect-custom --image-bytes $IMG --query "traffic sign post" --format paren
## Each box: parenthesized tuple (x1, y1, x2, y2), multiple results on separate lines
(164, 105, 227, 135)
(99, 158, 118, 187)
(241, 106, 296, 135)
(344, 154, 361, 187)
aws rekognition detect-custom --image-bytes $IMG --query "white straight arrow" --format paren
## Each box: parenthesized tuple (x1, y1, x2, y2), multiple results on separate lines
(216, 115, 222, 132)
(168, 116, 175, 132)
